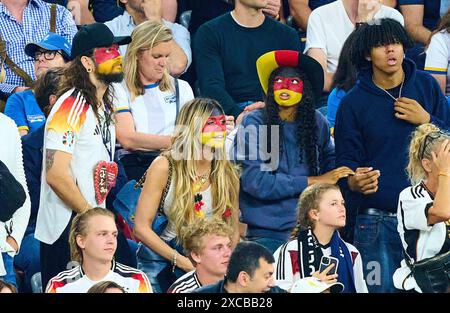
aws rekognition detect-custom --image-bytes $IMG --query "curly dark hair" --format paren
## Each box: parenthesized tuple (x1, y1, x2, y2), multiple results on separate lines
(351, 18, 414, 71)
(264, 66, 319, 175)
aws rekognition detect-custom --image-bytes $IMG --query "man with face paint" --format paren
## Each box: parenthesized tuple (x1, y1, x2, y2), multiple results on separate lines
(35, 23, 132, 288)
(233, 50, 354, 254)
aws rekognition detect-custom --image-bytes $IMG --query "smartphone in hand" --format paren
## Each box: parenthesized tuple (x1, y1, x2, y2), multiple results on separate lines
(319, 256, 339, 275)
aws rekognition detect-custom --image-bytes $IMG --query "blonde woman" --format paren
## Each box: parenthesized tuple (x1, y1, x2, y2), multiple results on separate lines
(274, 184, 368, 293)
(46, 208, 151, 293)
(114, 20, 194, 181)
(394, 124, 450, 293)
(134, 98, 240, 293)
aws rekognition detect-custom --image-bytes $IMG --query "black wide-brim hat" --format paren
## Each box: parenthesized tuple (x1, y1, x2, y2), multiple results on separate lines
(256, 50, 324, 101)
(70, 23, 131, 60)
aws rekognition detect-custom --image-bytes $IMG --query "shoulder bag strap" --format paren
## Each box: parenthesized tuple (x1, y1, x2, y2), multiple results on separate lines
(158, 156, 173, 213)
(174, 77, 180, 123)
(134, 156, 173, 214)
(50, 3, 57, 33)
(0, 33, 33, 86)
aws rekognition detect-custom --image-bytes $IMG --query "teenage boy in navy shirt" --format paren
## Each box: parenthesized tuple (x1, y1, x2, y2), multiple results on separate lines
(334, 18, 450, 293)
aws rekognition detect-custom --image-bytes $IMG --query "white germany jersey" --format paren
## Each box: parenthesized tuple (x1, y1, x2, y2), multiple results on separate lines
(273, 239, 368, 293)
(167, 270, 202, 293)
(394, 182, 450, 291)
(46, 260, 152, 293)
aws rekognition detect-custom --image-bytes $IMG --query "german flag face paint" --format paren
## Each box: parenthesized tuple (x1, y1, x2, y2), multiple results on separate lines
(201, 115, 227, 148)
(94, 44, 123, 75)
(273, 76, 304, 107)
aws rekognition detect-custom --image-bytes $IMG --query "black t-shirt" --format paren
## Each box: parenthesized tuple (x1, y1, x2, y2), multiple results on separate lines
(188, 0, 233, 34)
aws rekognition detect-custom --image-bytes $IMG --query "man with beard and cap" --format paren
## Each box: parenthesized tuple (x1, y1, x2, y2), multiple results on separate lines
(233, 50, 354, 254)
(35, 23, 131, 288)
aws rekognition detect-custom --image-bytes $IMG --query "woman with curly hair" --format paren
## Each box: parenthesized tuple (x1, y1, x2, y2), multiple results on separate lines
(134, 97, 240, 293)
(232, 50, 353, 254)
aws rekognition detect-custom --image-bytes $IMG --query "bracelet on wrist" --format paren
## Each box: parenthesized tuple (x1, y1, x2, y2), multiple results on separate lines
(172, 251, 177, 272)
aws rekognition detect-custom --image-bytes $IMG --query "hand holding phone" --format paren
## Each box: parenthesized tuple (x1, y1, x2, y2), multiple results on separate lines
(312, 256, 339, 285)
(319, 256, 339, 275)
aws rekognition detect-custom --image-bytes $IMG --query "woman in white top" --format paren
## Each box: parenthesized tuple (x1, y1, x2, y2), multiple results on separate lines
(0, 114, 30, 288)
(115, 20, 194, 181)
(394, 123, 450, 293)
(134, 98, 240, 293)
(425, 9, 450, 97)
(274, 183, 368, 293)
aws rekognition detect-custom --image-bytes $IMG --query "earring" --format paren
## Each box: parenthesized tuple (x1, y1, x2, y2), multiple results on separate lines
(86, 68, 92, 73)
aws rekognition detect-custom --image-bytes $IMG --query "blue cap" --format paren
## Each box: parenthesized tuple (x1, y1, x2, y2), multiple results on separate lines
(25, 32, 72, 60)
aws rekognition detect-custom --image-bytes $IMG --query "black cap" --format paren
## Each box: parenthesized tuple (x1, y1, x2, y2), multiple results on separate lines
(70, 23, 131, 60)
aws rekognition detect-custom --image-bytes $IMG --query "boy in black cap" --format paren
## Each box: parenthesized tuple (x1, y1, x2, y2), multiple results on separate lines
(35, 23, 131, 288)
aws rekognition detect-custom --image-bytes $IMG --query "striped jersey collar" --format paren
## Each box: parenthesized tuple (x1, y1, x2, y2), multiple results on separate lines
(79, 259, 116, 276)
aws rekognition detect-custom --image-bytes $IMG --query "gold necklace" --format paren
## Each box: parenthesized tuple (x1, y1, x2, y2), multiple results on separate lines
(193, 170, 210, 193)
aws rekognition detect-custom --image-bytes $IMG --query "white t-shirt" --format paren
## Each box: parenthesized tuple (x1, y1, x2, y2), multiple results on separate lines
(114, 79, 193, 151)
(425, 30, 450, 95)
(393, 182, 450, 292)
(35, 89, 116, 245)
(273, 238, 368, 293)
(46, 261, 152, 293)
(305, 0, 404, 73)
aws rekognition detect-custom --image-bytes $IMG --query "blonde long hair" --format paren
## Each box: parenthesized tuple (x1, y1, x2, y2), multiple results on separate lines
(124, 20, 173, 101)
(162, 98, 240, 239)
(407, 123, 450, 185)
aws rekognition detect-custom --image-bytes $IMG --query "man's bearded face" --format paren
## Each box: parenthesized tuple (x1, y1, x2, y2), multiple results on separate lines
(93, 44, 124, 83)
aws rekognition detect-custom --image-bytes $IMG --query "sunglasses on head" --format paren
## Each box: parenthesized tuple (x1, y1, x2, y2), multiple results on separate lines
(420, 130, 446, 160)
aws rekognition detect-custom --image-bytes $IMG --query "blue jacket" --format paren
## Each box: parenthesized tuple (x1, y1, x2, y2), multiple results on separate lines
(335, 59, 450, 213)
(233, 109, 335, 241)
